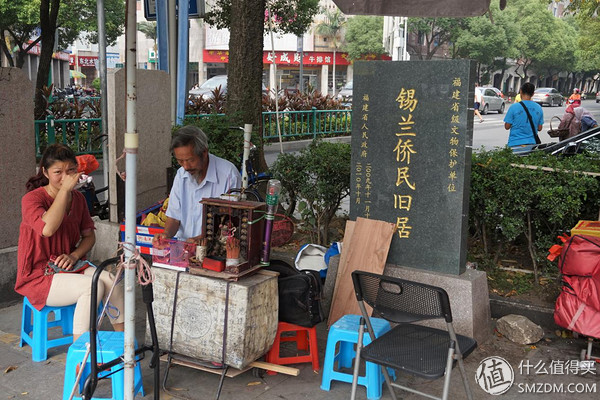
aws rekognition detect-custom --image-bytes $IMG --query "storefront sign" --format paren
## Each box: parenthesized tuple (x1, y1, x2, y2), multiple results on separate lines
(20, 41, 69, 60)
(203, 50, 352, 66)
(69, 55, 98, 67)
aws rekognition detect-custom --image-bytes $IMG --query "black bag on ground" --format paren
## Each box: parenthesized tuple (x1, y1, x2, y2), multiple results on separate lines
(264, 259, 325, 327)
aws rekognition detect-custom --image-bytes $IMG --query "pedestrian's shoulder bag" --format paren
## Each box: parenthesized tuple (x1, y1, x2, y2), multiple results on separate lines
(519, 101, 541, 144)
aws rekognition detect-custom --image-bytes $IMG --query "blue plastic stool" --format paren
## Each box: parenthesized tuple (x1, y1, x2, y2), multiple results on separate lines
(321, 314, 396, 400)
(20, 297, 76, 362)
(63, 331, 145, 400)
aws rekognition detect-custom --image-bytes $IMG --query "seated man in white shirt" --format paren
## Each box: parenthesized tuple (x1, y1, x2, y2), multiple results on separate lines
(155, 125, 242, 243)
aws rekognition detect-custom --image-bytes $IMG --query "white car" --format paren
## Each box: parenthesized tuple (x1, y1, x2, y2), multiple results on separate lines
(475, 87, 506, 114)
(336, 81, 352, 107)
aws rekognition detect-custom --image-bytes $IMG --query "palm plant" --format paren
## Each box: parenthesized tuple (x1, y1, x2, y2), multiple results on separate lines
(313, 7, 346, 96)
(137, 21, 157, 69)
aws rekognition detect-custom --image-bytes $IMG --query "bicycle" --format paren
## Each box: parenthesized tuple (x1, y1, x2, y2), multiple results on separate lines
(225, 126, 272, 202)
(228, 144, 271, 202)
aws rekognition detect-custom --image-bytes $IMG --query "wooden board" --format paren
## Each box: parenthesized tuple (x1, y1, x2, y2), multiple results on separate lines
(160, 354, 299, 377)
(328, 217, 395, 327)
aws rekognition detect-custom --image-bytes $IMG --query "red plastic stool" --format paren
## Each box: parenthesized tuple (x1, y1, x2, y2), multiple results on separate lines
(265, 321, 319, 374)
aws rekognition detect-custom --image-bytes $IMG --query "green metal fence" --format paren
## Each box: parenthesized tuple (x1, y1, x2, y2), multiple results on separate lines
(34, 109, 353, 157)
(262, 108, 352, 140)
(34, 116, 103, 158)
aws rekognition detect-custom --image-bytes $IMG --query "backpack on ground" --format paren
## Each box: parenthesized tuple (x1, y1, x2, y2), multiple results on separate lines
(263, 259, 325, 327)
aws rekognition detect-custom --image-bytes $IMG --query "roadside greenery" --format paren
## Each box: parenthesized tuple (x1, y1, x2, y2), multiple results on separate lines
(177, 113, 261, 168)
(270, 140, 351, 246)
(470, 148, 600, 282)
(344, 16, 386, 61)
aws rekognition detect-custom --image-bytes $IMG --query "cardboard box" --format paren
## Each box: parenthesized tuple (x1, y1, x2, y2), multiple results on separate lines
(571, 220, 600, 239)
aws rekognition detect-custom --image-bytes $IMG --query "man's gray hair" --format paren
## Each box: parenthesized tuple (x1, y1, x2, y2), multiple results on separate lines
(170, 125, 209, 157)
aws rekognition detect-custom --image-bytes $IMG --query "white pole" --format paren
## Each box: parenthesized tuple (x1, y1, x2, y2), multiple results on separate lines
(403, 17, 409, 61)
(267, 9, 284, 154)
(241, 124, 252, 190)
(97, 0, 109, 192)
(123, 0, 138, 398)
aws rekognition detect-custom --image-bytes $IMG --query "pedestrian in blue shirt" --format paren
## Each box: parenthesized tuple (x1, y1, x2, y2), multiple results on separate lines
(504, 83, 544, 147)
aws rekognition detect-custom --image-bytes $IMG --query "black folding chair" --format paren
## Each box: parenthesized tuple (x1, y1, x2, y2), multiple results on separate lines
(350, 271, 477, 400)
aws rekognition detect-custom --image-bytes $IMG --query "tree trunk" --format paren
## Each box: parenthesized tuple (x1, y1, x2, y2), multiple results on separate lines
(228, 0, 267, 170)
(17, 36, 42, 69)
(34, 0, 60, 119)
(0, 32, 14, 67)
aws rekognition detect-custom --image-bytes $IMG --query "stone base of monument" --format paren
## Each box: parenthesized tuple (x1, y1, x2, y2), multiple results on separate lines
(384, 264, 491, 345)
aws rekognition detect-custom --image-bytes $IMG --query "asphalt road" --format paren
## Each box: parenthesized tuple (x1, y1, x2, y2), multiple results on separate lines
(472, 98, 600, 151)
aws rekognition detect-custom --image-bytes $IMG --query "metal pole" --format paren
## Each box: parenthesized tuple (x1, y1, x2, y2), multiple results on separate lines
(97, 0, 109, 189)
(176, 0, 190, 124)
(124, 0, 138, 398)
(157, 0, 169, 72)
(297, 35, 303, 93)
(169, 0, 177, 124)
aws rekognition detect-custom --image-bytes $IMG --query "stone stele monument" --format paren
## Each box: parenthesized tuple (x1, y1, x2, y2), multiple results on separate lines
(349, 59, 490, 344)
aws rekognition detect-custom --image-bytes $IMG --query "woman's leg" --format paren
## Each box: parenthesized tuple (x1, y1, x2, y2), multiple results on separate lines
(46, 273, 105, 341)
(83, 267, 125, 332)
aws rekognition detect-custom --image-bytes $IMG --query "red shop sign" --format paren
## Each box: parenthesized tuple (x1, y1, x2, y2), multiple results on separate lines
(203, 49, 351, 66)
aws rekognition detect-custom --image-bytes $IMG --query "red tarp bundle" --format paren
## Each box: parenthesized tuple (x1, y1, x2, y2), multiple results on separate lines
(554, 235, 600, 338)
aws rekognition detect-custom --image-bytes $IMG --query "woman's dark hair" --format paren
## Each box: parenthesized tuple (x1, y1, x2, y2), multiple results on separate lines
(26, 144, 77, 192)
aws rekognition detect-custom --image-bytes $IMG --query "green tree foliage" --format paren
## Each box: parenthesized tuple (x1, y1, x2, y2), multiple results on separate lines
(0, 0, 40, 67)
(137, 21, 157, 44)
(565, 0, 600, 16)
(575, 13, 600, 75)
(344, 16, 386, 61)
(271, 140, 351, 245)
(454, 1, 519, 82)
(32, 0, 125, 118)
(204, 0, 319, 36)
(531, 19, 576, 81)
(406, 17, 466, 60)
(501, 0, 565, 80)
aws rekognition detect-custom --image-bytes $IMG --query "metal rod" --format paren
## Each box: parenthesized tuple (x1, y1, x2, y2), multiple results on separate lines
(156, 0, 169, 72)
(124, 0, 139, 396)
(175, 0, 189, 124)
(96, 0, 109, 189)
(169, 0, 177, 124)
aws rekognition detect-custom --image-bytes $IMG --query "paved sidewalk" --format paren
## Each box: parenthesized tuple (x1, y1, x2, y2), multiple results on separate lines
(1, 293, 598, 400)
